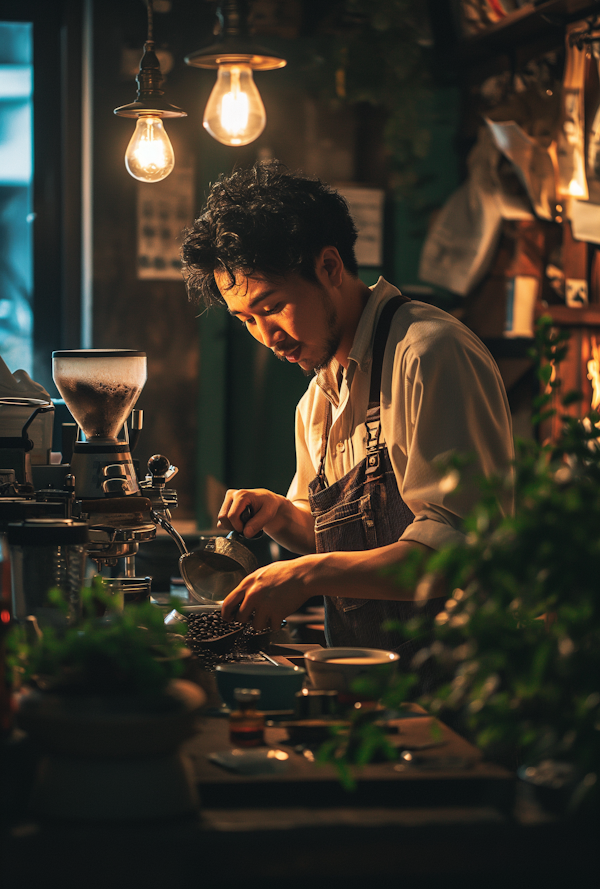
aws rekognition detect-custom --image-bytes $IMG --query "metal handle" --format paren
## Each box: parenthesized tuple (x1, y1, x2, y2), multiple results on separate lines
(234, 503, 263, 540)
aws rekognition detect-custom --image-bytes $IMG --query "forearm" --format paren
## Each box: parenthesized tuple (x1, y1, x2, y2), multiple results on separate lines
(222, 538, 443, 627)
(264, 496, 316, 554)
(299, 539, 440, 601)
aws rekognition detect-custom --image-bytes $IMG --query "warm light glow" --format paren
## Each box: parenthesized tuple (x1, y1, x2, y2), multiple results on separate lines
(568, 178, 586, 198)
(125, 116, 175, 182)
(587, 336, 600, 411)
(203, 65, 266, 146)
(267, 749, 289, 761)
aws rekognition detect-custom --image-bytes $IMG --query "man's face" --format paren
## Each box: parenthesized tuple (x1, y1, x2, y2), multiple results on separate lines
(215, 269, 343, 376)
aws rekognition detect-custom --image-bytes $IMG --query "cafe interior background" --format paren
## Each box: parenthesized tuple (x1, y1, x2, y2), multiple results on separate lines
(2, 0, 600, 878)
(7, 0, 600, 541)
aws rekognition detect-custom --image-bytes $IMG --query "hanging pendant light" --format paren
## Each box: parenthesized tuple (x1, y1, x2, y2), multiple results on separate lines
(114, 0, 186, 182)
(185, 0, 286, 147)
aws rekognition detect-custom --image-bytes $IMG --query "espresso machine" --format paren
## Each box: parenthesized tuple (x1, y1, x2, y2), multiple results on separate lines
(0, 349, 179, 620)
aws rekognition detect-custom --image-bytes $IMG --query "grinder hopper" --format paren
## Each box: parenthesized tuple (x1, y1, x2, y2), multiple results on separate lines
(52, 349, 147, 498)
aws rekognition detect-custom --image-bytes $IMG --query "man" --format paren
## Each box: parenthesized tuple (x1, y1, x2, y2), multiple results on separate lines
(181, 161, 514, 673)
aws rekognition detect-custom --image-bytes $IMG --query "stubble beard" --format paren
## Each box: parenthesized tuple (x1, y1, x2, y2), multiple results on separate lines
(274, 292, 342, 377)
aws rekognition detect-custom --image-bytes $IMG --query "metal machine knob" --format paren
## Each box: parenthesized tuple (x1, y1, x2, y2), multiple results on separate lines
(147, 454, 170, 479)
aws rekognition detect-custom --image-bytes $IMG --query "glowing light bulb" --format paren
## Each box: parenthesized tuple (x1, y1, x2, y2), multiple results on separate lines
(125, 116, 175, 182)
(203, 65, 266, 146)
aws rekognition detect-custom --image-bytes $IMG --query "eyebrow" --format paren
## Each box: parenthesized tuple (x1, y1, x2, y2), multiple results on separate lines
(226, 288, 277, 317)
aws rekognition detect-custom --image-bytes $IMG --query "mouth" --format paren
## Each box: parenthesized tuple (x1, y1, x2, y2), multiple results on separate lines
(275, 344, 302, 363)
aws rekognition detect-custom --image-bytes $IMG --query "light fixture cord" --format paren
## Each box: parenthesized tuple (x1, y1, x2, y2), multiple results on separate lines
(146, 0, 154, 46)
(219, 0, 245, 39)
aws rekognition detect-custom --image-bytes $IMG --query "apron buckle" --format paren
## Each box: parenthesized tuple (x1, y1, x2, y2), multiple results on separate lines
(365, 452, 380, 474)
(365, 420, 380, 448)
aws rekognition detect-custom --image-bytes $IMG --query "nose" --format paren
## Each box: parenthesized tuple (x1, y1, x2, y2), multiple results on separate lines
(253, 316, 285, 350)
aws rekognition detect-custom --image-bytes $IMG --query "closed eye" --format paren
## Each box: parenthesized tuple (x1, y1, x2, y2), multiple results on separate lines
(239, 304, 283, 326)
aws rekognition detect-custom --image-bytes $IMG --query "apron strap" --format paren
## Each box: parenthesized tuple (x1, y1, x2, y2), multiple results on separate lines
(319, 293, 411, 484)
(365, 294, 410, 475)
(368, 294, 411, 407)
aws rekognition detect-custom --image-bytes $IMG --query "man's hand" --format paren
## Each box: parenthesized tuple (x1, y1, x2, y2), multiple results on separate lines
(217, 488, 281, 539)
(217, 487, 316, 554)
(221, 557, 314, 630)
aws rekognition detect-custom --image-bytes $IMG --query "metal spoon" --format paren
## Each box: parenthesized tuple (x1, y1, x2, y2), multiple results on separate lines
(153, 505, 261, 604)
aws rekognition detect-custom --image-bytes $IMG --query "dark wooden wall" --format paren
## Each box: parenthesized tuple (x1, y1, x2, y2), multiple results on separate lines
(89, 0, 460, 527)
(91, 0, 212, 519)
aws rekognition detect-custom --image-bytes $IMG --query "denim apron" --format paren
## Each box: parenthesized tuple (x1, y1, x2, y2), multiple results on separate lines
(307, 296, 444, 687)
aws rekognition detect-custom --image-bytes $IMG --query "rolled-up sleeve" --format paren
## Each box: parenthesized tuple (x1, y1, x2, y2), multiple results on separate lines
(384, 316, 514, 550)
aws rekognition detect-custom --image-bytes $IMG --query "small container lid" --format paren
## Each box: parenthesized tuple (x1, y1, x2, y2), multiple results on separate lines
(233, 688, 261, 704)
(6, 518, 89, 546)
(52, 349, 146, 358)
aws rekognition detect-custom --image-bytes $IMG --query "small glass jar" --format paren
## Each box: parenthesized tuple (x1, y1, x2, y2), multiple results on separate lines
(229, 687, 265, 747)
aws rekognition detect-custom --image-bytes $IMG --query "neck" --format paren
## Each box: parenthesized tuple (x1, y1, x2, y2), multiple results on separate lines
(335, 276, 371, 368)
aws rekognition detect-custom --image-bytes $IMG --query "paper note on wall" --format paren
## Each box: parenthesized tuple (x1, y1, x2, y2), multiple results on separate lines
(337, 186, 385, 267)
(137, 164, 195, 280)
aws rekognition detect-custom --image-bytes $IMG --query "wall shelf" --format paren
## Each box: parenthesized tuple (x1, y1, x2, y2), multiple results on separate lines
(536, 303, 600, 325)
(458, 0, 600, 64)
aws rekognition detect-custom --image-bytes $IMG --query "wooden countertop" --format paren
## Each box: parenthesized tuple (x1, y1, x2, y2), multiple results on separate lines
(4, 708, 598, 889)
(184, 706, 514, 813)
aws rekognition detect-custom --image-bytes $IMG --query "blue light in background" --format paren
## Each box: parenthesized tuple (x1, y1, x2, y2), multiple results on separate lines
(0, 21, 33, 375)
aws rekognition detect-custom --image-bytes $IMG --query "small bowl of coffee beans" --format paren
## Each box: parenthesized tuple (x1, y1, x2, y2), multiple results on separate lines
(185, 610, 245, 655)
(241, 624, 273, 652)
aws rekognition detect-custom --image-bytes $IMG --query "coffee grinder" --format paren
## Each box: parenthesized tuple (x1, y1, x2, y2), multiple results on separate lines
(52, 350, 174, 593)
(52, 349, 147, 499)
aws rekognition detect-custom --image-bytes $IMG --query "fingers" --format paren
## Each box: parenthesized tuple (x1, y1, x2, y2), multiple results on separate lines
(250, 605, 280, 633)
(221, 571, 275, 631)
(221, 573, 264, 624)
(221, 585, 246, 621)
(217, 488, 275, 537)
(216, 489, 237, 532)
(217, 489, 259, 534)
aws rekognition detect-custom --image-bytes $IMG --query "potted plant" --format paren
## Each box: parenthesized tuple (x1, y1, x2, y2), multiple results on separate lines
(319, 317, 600, 816)
(8, 580, 205, 821)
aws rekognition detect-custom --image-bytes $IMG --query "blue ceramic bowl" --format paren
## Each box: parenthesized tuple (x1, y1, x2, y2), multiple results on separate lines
(214, 663, 305, 712)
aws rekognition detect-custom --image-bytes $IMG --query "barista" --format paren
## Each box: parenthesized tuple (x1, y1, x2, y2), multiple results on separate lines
(181, 161, 514, 671)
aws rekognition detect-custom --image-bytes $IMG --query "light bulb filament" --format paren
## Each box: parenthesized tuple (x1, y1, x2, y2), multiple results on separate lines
(221, 67, 250, 139)
(203, 64, 266, 147)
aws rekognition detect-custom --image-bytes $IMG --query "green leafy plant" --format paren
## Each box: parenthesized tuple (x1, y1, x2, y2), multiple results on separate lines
(7, 577, 187, 698)
(316, 669, 417, 790)
(319, 316, 600, 812)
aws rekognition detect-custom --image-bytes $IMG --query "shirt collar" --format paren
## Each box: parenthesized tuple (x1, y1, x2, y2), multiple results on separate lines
(314, 277, 403, 403)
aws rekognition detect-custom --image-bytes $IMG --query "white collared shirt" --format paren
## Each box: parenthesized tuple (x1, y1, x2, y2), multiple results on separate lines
(287, 277, 514, 551)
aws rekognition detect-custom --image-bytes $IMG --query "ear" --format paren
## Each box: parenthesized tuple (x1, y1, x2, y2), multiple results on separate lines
(316, 246, 344, 288)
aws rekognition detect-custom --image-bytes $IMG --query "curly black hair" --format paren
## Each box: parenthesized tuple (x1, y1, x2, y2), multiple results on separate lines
(181, 161, 359, 306)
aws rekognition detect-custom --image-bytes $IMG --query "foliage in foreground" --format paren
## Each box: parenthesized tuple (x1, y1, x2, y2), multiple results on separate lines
(321, 317, 600, 812)
(7, 578, 186, 697)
